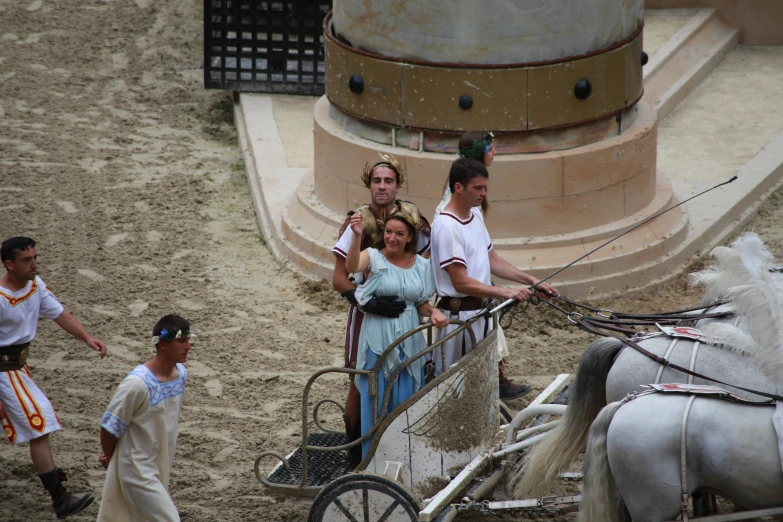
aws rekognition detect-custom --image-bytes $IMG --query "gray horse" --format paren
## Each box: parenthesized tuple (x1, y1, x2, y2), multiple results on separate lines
(579, 392, 782, 522)
(512, 305, 779, 497)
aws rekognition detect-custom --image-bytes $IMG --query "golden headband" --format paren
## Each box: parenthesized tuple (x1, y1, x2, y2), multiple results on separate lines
(361, 153, 406, 189)
(386, 208, 420, 234)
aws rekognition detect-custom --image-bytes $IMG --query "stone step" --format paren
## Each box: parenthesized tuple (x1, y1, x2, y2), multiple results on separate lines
(644, 8, 739, 119)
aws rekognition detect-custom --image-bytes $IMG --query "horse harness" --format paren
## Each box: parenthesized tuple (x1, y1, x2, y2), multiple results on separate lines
(622, 385, 772, 521)
(505, 295, 783, 403)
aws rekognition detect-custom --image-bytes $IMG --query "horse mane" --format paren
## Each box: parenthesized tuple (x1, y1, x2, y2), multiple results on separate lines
(691, 232, 783, 378)
(689, 246, 749, 305)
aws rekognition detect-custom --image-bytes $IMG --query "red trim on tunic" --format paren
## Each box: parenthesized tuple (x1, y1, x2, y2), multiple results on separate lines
(343, 305, 365, 368)
(439, 257, 467, 268)
(0, 280, 38, 307)
(8, 370, 46, 433)
(440, 212, 474, 225)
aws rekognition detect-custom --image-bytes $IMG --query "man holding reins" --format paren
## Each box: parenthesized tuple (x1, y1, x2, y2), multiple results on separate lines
(331, 153, 431, 459)
(0, 236, 105, 518)
(430, 158, 557, 399)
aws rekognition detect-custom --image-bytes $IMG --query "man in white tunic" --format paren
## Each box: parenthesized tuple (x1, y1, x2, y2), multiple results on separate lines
(98, 314, 191, 522)
(430, 159, 557, 399)
(0, 236, 106, 518)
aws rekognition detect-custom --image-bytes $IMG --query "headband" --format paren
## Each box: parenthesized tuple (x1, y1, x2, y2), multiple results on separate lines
(361, 153, 406, 189)
(152, 328, 195, 345)
(387, 208, 421, 234)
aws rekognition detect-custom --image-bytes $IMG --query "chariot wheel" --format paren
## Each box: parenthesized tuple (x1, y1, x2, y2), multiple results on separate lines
(308, 473, 420, 522)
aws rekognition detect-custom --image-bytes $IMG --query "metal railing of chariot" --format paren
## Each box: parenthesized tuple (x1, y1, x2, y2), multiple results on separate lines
(254, 311, 492, 497)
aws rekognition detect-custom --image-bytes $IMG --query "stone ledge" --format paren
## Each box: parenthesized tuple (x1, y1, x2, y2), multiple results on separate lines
(644, 7, 739, 118)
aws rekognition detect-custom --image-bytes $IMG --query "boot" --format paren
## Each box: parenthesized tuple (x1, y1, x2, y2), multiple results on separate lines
(343, 415, 363, 469)
(39, 468, 94, 519)
(498, 362, 531, 400)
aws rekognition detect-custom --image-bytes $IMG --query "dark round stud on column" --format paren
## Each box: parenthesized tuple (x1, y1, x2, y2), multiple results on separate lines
(574, 78, 592, 100)
(458, 95, 473, 110)
(641, 51, 649, 66)
(348, 74, 364, 95)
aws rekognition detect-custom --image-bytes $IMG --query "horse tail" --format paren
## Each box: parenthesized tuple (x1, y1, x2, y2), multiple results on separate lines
(578, 401, 629, 522)
(511, 337, 625, 497)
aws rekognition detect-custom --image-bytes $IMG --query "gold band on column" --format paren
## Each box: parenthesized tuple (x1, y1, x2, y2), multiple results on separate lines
(324, 13, 644, 132)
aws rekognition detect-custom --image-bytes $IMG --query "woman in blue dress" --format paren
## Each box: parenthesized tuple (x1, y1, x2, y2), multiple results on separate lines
(345, 209, 448, 457)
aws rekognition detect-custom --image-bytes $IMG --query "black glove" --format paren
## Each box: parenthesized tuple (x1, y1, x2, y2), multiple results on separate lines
(361, 295, 406, 318)
(341, 289, 359, 306)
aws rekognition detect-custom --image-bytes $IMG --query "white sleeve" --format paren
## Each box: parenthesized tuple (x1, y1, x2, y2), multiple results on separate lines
(37, 278, 64, 320)
(432, 222, 467, 269)
(332, 227, 355, 259)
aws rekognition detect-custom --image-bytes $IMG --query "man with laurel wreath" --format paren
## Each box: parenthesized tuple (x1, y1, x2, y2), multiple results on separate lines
(332, 154, 431, 461)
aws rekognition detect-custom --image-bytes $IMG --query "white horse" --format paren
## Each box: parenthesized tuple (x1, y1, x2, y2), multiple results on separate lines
(513, 233, 782, 497)
(577, 233, 783, 521)
(579, 392, 783, 522)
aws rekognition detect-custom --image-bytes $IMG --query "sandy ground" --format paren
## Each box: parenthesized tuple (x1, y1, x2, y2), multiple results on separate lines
(1, 2, 782, 521)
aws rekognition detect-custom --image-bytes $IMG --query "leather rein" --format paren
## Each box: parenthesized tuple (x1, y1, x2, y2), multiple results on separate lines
(501, 296, 783, 403)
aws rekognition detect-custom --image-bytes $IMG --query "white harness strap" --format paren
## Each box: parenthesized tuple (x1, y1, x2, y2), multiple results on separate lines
(688, 313, 741, 385)
(687, 341, 700, 385)
(655, 338, 679, 384)
(680, 395, 697, 521)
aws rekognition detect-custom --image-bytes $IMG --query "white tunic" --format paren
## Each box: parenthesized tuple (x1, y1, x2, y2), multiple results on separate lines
(0, 276, 64, 346)
(430, 209, 493, 297)
(98, 364, 187, 522)
(429, 208, 495, 373)
(0, 277, 64, 444)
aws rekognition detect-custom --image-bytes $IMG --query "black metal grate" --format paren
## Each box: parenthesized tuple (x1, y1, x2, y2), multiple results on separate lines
(204, 0, 331, 94)
(266, 433, 356, 487)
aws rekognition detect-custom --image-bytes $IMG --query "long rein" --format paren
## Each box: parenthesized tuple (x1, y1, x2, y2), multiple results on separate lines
(460, 177, 764, 398)
(495, 295, 783, 403)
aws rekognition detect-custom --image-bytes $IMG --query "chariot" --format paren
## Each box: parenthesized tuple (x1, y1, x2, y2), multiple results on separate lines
(253, 305, 576, 522)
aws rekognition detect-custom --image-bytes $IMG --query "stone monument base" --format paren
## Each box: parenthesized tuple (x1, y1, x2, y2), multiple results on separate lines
(280, 97, 688, 296)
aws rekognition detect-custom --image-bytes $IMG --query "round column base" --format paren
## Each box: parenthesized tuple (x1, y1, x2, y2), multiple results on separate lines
(280, 97, 688, 297)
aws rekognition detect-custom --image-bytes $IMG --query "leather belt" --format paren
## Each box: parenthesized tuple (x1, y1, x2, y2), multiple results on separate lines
(0, 343, 30, 372)
(439, 296, 486, 312)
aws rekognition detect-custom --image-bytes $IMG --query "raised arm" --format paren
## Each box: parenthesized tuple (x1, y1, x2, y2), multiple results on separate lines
(345, 213, 371, 274)
(54, 311, 106, 358)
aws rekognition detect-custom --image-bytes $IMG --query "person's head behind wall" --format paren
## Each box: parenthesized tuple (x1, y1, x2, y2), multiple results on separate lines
(1, 236, 38, 279)
(152, 314, 193, 362)
(362, 153, 405, 209)
(449, 158, 490, 211)
(458, 131, 495, 167)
